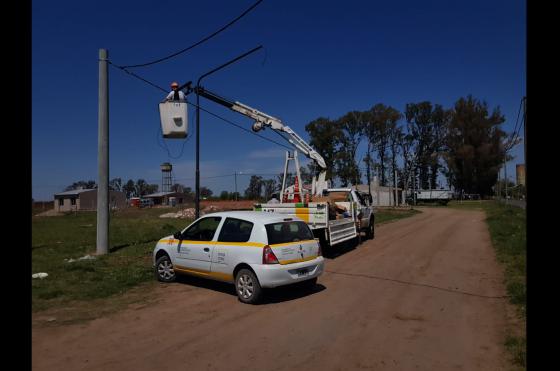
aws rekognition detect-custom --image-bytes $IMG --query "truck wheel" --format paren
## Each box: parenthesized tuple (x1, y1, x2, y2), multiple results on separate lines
(235, 269, 262, 304)
(155, 254, 176, 282)
(365, 222, 375, 239)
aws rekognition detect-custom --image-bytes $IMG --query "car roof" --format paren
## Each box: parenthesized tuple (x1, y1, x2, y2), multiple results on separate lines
(201, 211, 302, 225)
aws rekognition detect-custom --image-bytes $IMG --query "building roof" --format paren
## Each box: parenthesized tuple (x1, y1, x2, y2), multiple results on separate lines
(54, 188, 96, 197)
(144, 191, 179, 198)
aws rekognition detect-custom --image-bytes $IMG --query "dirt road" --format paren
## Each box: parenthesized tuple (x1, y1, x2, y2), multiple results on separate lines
(32, 207, 510, 370)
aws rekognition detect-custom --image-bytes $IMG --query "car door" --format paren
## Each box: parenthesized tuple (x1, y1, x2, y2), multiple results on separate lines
(175, 216, 222, 274)
(211, 217, 256, 281)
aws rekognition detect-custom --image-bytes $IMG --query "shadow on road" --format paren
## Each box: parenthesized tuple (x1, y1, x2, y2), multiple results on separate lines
(322, 234, 371, 260)
(260, 283, 326, 304)
(174, 275, 327, 304)
(175, 275, 237, 297)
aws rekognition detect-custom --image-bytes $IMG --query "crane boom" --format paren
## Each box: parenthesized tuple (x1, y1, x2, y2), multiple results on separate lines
(194, 87, 327, 170)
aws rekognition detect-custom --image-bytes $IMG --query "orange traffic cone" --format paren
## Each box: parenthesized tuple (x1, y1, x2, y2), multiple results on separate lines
(293, 176, 301, 203)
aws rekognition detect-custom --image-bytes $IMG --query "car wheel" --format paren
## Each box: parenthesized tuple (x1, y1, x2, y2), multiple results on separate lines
(235, 269, 262, 304)
(155, 254, 176, 282)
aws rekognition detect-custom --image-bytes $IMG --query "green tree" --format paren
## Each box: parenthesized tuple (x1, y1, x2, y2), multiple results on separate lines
(108, 177, 122, 191)
(371, 104, 401, 186)
(200, 187, 213, 198)
(305, 117, 342, 181)
(219, 191, 230, 200)
(244, 175, 263, 200)
(445, 96, 507, 196)
(405, 102, 450, 189)
(335, 111, 364, 186)
(122, 179, 136, 198)
(262, 179, 277, 200)
(65, 180, 97, 191)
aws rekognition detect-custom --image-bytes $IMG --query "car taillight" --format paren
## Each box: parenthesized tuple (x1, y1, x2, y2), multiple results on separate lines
(317, 241, 322, 256)
(263, 245, 279, 264)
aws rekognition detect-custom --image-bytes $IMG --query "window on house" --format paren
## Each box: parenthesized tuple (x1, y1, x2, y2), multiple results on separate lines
(59, 198, 64, 206)
(71, 198, 76, 205)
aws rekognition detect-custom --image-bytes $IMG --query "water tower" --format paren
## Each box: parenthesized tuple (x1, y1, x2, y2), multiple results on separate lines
(161, 162, 173, 192)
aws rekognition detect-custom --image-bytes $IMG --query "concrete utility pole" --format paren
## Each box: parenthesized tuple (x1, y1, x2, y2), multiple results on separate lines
(97, 48, 109, 255)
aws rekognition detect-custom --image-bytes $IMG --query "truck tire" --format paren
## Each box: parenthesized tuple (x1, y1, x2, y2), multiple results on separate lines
(365, 219, 375, 239)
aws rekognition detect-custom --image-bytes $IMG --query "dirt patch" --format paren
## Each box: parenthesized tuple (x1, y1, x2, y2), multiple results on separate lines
(200, 199, 257, 210)
(32, 208, 511, 371)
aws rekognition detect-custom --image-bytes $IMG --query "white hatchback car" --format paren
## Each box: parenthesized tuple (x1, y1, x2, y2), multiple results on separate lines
(153, 211, 325, 304)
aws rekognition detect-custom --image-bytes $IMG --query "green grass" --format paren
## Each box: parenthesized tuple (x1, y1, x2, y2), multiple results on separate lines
(451, 200, 526, 368)
(32, 207, 192, 312)
(374, 207, 421, 225)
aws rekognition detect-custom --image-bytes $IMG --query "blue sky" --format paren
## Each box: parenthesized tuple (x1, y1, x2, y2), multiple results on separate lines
(32, 0, 526, 200)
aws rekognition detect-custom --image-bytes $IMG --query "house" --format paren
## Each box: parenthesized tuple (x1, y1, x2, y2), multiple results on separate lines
(143, 191, 188, 206)
(53, 189, 127, 212)
(355, 182, 405, 207)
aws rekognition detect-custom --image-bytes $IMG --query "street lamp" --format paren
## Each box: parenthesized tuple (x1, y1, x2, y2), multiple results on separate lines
(193, 46, 262, 219)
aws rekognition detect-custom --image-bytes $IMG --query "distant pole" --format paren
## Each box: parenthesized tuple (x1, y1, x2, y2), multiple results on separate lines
(97, 48, 109, 255)
(234, 172, 238, 201)
(195, 89, 200, 219)
(504, 157, 508, 204)
(523, 96, 527, 202)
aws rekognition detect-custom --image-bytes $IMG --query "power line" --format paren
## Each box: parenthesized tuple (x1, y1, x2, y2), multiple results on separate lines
(116, 0, 264, 69)
(108, 61, 168, 92)
(193, 102, 292, 150)
(506, 97, 524, 151)
(109, 62, 293, 151)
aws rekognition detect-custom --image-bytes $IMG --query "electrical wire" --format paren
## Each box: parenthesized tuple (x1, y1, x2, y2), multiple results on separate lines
(506, 97, 524, 151)
(191, 101, 293, 150)
(117, 0, 264, 69)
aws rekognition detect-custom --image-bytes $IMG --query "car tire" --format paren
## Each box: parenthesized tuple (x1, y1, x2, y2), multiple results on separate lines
(155, 254, 176, 283)
(235, 269, 262, 304)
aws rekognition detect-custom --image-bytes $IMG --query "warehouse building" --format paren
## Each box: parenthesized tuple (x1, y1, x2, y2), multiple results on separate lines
(53, 189, 127, 212)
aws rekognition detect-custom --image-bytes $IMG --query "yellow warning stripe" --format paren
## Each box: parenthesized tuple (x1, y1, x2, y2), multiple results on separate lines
(269, 239, 317, 248)
(278, 255, 319, 265)
(159, 239, 265, 247)
(174, 265, 233, 281)
(160, 239, 318, 248)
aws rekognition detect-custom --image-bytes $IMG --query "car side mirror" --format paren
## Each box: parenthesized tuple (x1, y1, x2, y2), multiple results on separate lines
(173, 231, 182, 240)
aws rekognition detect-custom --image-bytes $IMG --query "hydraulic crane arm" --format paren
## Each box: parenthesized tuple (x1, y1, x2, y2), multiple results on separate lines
(194, 87, 327, 170)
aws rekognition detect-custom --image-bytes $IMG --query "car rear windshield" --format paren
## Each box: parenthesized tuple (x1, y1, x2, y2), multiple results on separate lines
(265, 221, 314, 245)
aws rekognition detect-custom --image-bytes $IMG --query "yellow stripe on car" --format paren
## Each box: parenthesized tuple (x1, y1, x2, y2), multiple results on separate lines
(278, 255, 318, 265)
(174, 265, 234, 281)
(159, 239, 265, 247)
(269, 239, 317, 248)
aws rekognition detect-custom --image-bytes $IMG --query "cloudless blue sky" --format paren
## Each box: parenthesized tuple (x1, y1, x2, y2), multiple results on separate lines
(32, 0, 526, 200)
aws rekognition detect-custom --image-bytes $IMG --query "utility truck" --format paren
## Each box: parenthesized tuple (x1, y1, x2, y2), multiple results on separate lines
(162, 84, 375, 249)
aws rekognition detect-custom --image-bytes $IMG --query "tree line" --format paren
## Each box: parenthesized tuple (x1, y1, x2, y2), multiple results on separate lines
(304, 95, 509, 198)
(64, 95, 511, 200)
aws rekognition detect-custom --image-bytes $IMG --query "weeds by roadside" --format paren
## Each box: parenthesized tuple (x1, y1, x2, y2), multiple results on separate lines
(450, 200, 526, 368)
